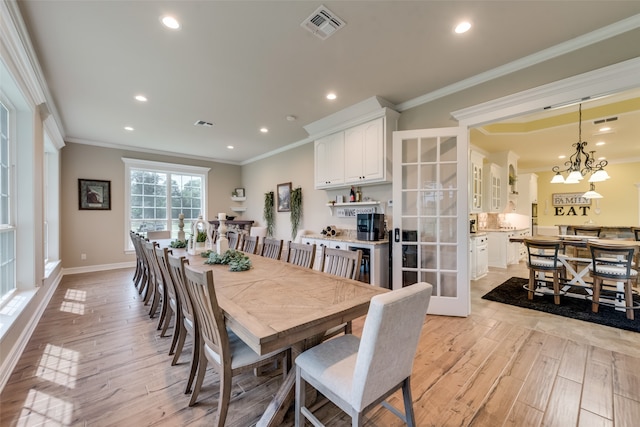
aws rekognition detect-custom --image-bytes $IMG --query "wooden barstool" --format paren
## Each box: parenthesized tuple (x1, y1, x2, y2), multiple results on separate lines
(524, 239, 565, 305)
(587, 241, 638, 320)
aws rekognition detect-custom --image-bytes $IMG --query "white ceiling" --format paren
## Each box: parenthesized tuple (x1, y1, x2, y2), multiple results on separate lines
(15, 1, 640, 164)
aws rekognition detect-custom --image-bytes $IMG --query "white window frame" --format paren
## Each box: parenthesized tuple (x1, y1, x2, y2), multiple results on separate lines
(123, 158, 209, 252)
(0, 96, 16, 306)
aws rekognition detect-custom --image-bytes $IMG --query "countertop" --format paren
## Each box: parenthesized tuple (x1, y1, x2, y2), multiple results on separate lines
(302, 234, 389, 246)
(479, 227, 530, 233)
(470, 232, 487, 237)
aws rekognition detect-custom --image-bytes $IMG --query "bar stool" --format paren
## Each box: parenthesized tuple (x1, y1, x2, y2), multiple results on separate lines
(524, 239, 565, 305)
(587, 242, 639, 320)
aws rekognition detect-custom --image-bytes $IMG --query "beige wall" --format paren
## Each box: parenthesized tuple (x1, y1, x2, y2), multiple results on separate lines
(61, 142, 241, 268)
(536, 163, 640, 228)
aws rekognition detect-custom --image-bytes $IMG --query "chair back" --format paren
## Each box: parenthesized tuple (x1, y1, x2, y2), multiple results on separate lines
(227, 231, 240, 250)
(572, 226, 602, 237)
(155, 246, 178, 305)
(524, 239, 563, 271)
(321, 247, 361, 280)
(167, 254, 195, 326)
(147, 230, 171, 240)
(142, 240, 161, 287)
(183, 266, 230, 365)
(587, 242, 637, 280)
(352, 282, 432, 410)
(632, 227, 640, 241)
(242, 235, 259, 254)
(286, 241, 315, 269)
(261, 237, 283, 260)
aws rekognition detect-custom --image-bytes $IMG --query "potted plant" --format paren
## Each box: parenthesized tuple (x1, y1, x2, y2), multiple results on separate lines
(264, 191, 274, 236)
(290, 187, 302, 239)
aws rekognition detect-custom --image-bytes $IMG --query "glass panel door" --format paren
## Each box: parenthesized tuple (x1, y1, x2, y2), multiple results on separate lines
(392, 127, 469, 316)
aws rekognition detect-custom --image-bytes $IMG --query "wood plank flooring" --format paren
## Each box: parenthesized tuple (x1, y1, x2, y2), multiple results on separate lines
(1, 263, 639, 426)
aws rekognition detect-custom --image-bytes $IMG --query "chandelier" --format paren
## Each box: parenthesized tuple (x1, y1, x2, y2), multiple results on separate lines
(549, 103, 610, 198)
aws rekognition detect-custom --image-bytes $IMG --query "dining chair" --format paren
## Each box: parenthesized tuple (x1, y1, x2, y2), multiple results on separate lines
(587, 242, 639, 320)
(183, 265, 289, 426)
(241, 235, 259, 255)
(261, 237, 283, 260)
(295, 282, 432, 427)
(319, 247, 363, 339)
(286, 241, 316, 269)
(142, 240, 164, 318)
(129, 231, 142, 289)
(167, 254, 200, 393)
(154, 246, 180, 345)
(227, 230, 240, 250)
(129, 232, 147, 294)
(524, 239, 565, 305)
(633, 227, 640, 286)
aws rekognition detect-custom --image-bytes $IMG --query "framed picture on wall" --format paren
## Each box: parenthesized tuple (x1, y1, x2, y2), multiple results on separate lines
(79, 179, 111, 210)
(277, 182, 292, 212)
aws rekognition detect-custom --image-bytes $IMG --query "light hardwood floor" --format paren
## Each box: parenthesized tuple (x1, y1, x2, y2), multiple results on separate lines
(1, 263, 639, 426)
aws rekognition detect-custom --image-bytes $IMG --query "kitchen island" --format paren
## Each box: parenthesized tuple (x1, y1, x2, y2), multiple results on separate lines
(301, 233, 389, 288)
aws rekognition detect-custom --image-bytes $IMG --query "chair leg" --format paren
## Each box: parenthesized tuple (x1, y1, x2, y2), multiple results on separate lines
(189, 345, 207, 406)
(185, 332, 200, 394)
(625, 280, 634, 320)
(402, 377, 416, 427)
(528, 269, 535, 300)
(592, 277, 601, 313)
(295, 367, 305, 427)
(171, 321, 187, 365)
(215, 365, 233, 427)
(552, 271, 560, 305)
(157, 290, 168, 331)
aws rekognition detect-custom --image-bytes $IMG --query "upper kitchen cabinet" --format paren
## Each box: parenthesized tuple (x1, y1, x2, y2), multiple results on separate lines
(483, 163, 502, 212)
(470, 149, 485, 213)
(306, 96, 400, 190)
(314, 131, 345, 189)
(486, 150, 519, 211)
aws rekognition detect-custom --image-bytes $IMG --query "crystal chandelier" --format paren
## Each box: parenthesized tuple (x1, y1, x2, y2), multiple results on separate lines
(549, 104, 610, 198)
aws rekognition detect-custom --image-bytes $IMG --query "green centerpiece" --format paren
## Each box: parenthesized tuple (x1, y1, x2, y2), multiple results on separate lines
(204, 249, 252, 272)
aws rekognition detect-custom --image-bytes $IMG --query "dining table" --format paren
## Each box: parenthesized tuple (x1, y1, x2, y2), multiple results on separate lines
(509, 235, 640, 312)
(167, 245, 388, 426)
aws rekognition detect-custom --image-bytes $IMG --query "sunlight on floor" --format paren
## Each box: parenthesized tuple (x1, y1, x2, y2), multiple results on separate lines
(64, 289, 87, 301)
(36, 344, 79, 388)
(60, 288, 87, 314)
(17, 389, 73, 426)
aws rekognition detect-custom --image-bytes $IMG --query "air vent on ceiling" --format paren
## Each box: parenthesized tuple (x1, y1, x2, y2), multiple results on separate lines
(194, 120, 214, 127)
(593, 116, 618, 125)
(301, 5, 346, 40)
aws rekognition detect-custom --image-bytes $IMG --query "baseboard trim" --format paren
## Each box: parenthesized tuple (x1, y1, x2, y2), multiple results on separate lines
(63, 261, 136, 275)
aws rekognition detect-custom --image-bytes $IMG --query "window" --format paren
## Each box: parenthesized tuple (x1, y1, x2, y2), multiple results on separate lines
(0, 99, 16, 303)
(123, 158, 209, 250)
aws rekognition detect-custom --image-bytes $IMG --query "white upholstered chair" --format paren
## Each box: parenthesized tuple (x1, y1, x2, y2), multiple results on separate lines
(295, 282, 432, 427)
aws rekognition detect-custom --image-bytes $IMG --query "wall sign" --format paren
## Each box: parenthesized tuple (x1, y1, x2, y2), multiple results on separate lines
(552, 192, 591, 206)
(335, 206, 377, 218)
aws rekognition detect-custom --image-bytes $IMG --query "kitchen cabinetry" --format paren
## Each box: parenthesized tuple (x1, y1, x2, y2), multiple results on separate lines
(487, 228, 529, 268)
(301, 236, 389, 288)
(313, 109, 399, 190)
(344, 118, 384, 184)
(470, 234, 488, 280)
(314, 132, 345, 189)
(470, 150, 484, 213)
(483, 163, 502, 212)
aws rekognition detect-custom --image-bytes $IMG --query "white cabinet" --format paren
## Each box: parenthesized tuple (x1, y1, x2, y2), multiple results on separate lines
(470, 150, 484, 213)
(487, 231, 512, 269)
(344, 118, 384, 184)
(483, 163, 502, 212)
(470, 234, 488, 280)
(313, 110, 398, 190)
(314, 132, 345, 189)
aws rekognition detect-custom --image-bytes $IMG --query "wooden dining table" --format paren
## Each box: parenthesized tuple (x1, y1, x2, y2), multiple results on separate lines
(170, 247, 388, 426)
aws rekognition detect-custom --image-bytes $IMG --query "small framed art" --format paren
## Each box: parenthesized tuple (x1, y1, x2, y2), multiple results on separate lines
(277, 182, 292, 212)
(79, 179, 111, 210)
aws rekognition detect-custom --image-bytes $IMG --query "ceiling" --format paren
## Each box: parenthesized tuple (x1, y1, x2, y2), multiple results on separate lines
(15, 1, 640, 164)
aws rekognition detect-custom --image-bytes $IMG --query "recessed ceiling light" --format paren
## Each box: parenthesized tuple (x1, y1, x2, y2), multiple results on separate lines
(260, 127, 269, 133)
(326, 93, 337, 100)
(595, 141, 606, 146)
(599, 126, 611, 132)
(124, 126, 134, 131)
(161, 16, 180, 30)
(286, 115, 297, 121)
(454, 21, 471, 34)
(558, 155, 566, 159)
(227, 145, 234, 150)
(134, 95, 147, 102)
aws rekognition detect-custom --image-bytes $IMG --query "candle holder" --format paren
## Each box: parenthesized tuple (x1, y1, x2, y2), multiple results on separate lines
(217, 219, 229, 254)
(188, 214, 208, 255)
(177, 213, 185, 241)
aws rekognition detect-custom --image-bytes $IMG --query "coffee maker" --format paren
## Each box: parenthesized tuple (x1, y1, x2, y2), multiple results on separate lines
(469, 213, 478, 233)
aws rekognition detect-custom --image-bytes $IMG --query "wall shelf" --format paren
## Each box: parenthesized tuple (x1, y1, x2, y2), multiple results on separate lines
(230, 207, 247, 212)
(231, 196, 246, 202)
(325, 201, 382, 217)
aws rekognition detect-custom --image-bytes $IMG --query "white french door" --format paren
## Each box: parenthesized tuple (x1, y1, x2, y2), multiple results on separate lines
(392, 127, 469, 316)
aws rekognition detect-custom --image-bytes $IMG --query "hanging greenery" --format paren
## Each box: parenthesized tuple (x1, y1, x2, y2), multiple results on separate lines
(264, 191, 274, 236)
(290, 187, 302, 239)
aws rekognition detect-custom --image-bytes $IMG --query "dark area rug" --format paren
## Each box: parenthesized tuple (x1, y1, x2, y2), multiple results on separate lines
(482, 277, 640, 333)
